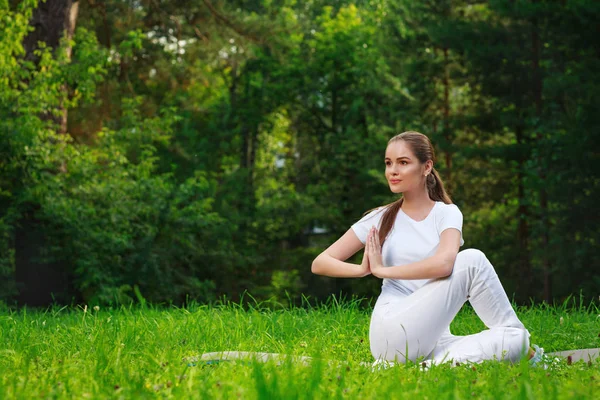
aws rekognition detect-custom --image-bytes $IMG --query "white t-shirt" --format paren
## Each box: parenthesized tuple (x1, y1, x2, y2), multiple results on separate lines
(351, 201, 464, 297)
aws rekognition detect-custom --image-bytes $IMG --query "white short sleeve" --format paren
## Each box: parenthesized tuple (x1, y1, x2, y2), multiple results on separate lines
(437, 204, 464, 246)
(351, 207, 385, 244)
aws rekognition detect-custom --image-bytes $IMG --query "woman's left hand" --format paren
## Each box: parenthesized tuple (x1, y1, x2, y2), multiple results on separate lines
(367, 227, 385, 278)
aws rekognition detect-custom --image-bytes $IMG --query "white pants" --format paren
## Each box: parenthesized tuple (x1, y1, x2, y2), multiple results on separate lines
(369, 249, 530, 365)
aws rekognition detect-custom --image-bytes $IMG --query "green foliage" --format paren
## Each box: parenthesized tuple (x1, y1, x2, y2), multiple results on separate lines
(1, 0, 599, 305)
(28, 108, 228, 304)
(0, 2, 232, 305)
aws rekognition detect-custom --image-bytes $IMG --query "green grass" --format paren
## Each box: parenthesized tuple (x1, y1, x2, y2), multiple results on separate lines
(0, 298, 599, 399)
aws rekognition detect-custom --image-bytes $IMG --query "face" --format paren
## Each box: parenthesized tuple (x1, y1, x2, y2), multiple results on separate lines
(384, 140, 432, 194)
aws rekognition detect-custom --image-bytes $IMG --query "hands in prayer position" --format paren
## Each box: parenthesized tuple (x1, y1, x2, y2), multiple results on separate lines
(363, 227, 385, 278)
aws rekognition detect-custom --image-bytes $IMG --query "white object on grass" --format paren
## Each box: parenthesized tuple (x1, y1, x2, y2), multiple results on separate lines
(198, 348, 600, 368)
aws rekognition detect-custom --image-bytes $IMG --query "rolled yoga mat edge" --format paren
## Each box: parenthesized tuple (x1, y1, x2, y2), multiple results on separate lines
(197, 348, 600, 365)
(547, 348, 600, 363)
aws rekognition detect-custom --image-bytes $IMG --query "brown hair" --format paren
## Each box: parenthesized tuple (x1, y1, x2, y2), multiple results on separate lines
(367, 131, 452, 247)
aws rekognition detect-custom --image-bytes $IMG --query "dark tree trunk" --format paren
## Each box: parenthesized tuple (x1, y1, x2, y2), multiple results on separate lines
(531, 8, 551, 302)
(515, 125, 531, 299)
(23, 0, 79, 134)
(442, 47, 452, 192)
(16, 0, 79, 306)
(15, 213, 71, 306)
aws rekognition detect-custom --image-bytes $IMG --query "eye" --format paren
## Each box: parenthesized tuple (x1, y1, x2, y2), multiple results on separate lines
(385, 161, 391, 166)
(400, 161, 408, 165)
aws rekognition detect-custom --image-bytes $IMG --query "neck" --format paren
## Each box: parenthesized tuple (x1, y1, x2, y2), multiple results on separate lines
(401, 187, 434, 209)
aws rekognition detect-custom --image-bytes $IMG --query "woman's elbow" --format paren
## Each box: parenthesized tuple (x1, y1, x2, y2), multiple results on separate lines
(438, 264, 453, 278)
(311, 254, 324, 275)
(437, 255, 457, 278)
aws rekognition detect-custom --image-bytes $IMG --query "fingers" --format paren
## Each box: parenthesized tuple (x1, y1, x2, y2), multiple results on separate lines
(368, 227, 381, 255)
(367, 227, 374, 253)
(370, 229, 375, 251)
(374, 228, 381, 251)
(367, 228, 383, 277)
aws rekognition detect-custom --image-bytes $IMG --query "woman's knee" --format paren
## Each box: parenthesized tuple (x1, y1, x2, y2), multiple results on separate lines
(505, 327, 531, 362)
(455, 248, 487, 267)
(370, 322, 425, 363)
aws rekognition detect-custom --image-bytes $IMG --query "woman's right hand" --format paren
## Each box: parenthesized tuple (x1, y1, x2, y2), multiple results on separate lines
(358, 230, 372, 277)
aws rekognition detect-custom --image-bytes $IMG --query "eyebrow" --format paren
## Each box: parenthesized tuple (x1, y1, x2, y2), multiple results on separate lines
(384, 156, 411, 161)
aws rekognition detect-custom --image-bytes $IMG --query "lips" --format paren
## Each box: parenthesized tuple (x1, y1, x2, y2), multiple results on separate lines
(390, 180, 401, 184)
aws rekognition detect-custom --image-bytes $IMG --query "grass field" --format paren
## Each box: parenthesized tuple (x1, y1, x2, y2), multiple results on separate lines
(0, 297, 599, 399)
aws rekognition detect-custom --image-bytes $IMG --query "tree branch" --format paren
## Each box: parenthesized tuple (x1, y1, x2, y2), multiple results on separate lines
(202, 0, 261, 43)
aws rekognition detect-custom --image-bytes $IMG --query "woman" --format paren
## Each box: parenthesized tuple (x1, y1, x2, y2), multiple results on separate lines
(311, 131, 540, 367)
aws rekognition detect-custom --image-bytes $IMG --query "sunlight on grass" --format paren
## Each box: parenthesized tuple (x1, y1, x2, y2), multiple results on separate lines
(0, 298, 598, 398)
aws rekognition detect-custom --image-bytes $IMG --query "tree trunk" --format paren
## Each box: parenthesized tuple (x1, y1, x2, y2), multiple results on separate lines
(442, 47, 452, 192)
(515, 125, 531, 300)
(531, 8, 551, 302)
(15, 213, 71, 306)
(16, 0, 79, 306)
(23, 0, 79, 134)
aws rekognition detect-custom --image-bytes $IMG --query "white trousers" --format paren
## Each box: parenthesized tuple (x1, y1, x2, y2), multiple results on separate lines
(369, 249, 530, 365)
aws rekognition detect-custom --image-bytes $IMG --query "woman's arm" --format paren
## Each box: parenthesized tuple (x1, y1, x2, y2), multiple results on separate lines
(311, 229, 370, 278)
(368, 228, 461, 280)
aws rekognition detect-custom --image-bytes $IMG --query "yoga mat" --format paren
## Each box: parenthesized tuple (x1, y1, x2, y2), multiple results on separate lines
(196, 348, 600, 366)
(547, 348, 600, 364)
(198, 351, 314, 366)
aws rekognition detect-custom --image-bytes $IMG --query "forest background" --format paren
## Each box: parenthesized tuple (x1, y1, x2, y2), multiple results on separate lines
(1, 0, 598, 308)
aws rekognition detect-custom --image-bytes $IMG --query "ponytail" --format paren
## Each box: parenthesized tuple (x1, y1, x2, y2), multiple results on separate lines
(427, 167, 452, 204)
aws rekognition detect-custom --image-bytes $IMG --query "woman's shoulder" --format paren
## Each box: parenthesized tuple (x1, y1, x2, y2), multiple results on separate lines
(351, 205, 389, 236)
(359, 205, 388, 220)
(354, 204, 394, 225)
(435, 202, 463, 216)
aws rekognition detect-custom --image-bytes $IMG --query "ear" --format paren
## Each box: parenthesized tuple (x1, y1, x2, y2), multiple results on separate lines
(424, 160, 433, 176)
